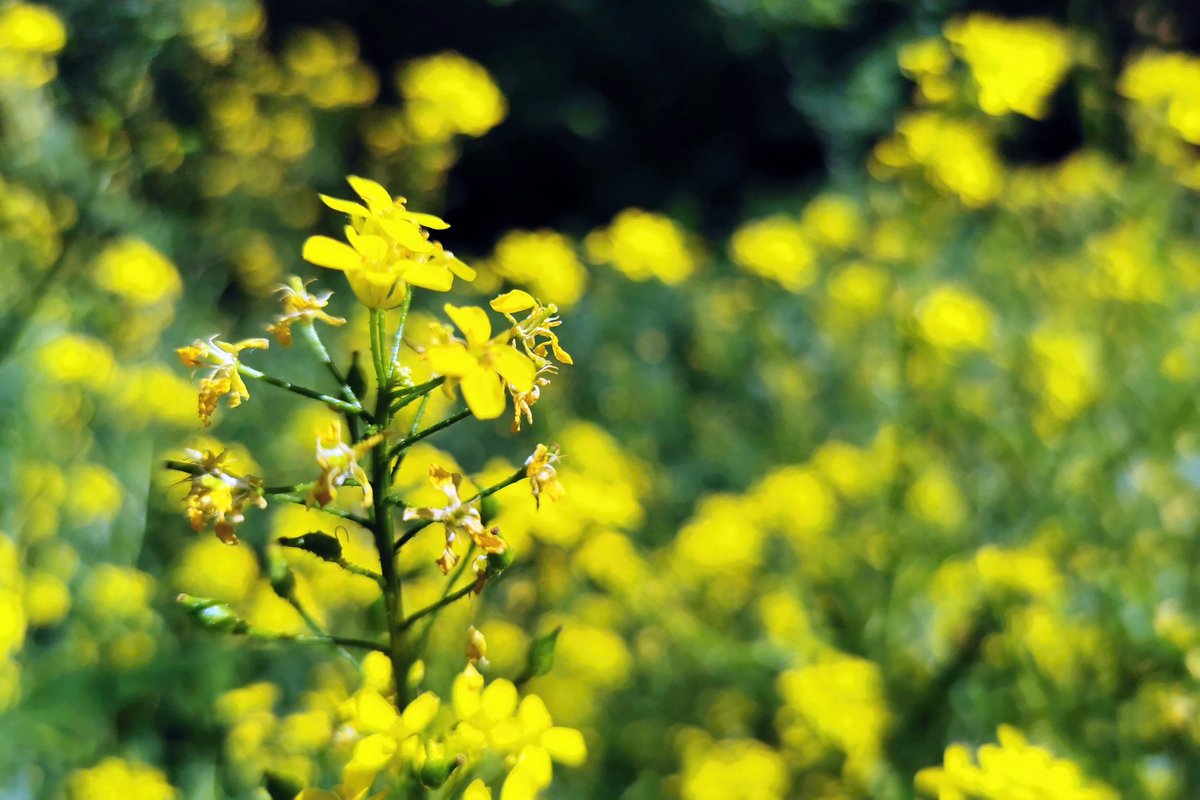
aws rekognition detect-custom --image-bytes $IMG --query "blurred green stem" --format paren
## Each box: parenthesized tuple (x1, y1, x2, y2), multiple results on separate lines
(237, 363, 363, 415)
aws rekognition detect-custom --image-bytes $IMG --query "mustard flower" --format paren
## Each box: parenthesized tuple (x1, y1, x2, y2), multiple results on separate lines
(176, 336, 269, 426)
(427, 304, 537, 420)
(304, 176, 475, 309)
(180, 449, 266, 545)
(525, 444, 564, 508)
(308, 421, 382, 508)
(265, 275, 346, 346)
(403, 465, 506, 573)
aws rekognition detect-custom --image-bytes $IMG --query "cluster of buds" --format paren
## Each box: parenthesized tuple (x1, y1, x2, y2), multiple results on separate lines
(180, 449, 266, 544)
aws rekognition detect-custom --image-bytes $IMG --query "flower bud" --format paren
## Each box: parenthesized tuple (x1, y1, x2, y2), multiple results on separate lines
(176, 594, 245, 633)
(277, 532, 343, 562)
(418, 753, 464, 788)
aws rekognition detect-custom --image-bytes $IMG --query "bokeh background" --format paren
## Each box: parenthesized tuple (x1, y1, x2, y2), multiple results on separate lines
(4, 0, 1200, 797)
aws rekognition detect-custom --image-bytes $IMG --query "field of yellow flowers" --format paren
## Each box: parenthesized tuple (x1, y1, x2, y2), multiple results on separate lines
(4, 1, 1200, 798)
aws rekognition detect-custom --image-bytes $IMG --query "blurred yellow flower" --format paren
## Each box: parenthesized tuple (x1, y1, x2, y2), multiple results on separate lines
(397, 52, 507, 141)
(945, 15, 1072, 119)
(916, 725, 1117, 800)
(0, 2, 66, 88)
(67, 757, 177, 800)
(915, 285, 994, 352)
(586, 208, 696, 284)
(730, 216, 817, 292)
(91, 238, 182, 307)
(488, 230, 587, 309)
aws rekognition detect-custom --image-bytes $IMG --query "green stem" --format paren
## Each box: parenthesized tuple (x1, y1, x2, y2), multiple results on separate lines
(237, 363, 363, 415)
(298, 322, 357, 403)
(402, 582, 476, 631)
(392, 467, 525, 551)
(241, 625, 388, 653)
(414, 545, 476, 655)
(387, 289, 413, 382)
(335, 558, 385, 586)
(390, 376, 445, 404)
(269, 494, 371, 528)
(369, 309, 388, 397)
(385, 408, 472, 462)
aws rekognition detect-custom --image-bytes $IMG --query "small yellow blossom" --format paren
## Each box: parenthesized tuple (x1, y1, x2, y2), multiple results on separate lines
(177, 336, 270, 426)
(67, 757, 178, 800)
(427, 304, 537, 420)
(730, 216, 817, 293)
(488, 230, 587, 308)
(525, 444, 564, 509)
(403, 465, 506, 573)
(308, 421, 380, 508)
(266, 276, 346, 346)
(180, 449, 266, 545)
(915, 285, 994, 352)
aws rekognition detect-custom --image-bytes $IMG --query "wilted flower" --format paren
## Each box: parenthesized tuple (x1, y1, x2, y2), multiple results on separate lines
(525, 444, 564, 508)
(180, 449, 266, 545)
(308, 421, 382, 508)
(266, 276, 346, 346)
(403, 465, 506, 573)
(176, 336, 269, 426)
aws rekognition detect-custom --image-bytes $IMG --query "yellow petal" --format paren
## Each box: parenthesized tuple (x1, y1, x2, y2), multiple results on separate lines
(480, 678, 518, 722)
(348, 175, 393, 214)
(490, 290, 537, 314)
(303, 236, 360, 272)
(400, 691, 440, 733)
(404, 262, 455, 292)
(447, 256, 477, 281)
(444, 304, 492, 346)
(463, 779, 493, 800)
(295, 790, 341, 800)
(380, 218, 433, 252)
(540, 726, 587, 766)
(347, 228, 389, 261)
(320, 194, 371, 217)
(462, 369, 505, 420)
(428, 345, 478, 377)
(406, 210, 450, 230)
(453, 669, 482, 719)
(348, 733, 397, 771)
(490, 346, 536, 392)
(352, 689, 399, 733)
(517, 695, 553, 733)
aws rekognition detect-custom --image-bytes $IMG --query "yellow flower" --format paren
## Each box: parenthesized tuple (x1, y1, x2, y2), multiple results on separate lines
(177, 336, 270, 426)
(308, 421, 381, 509)
(266, 276, 347, 346)
(397, 52, 508, 141)
(427, 304, 537, 420)
(403, 465, 506, 573)
(466, 625, 488, 666)
(525, 444, 564, 509)
(180, 449, 266, 545)
(304, 177, 475, 309)
(91, 238, 182, 307)
(915, 285, 994, 352)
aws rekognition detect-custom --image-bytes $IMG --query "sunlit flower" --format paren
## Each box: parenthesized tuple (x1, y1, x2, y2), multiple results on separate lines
(403, 465, 506, 573)
(266, 276, 346, 346)
(490, 290, 573, 366)
(179, 449, 266, 545)
(426, 304, 537, 420)
(308, 421, 381, 508)
(304, 177, 475, 308)
(525, 444, 564, 509)
(177, 336, 270, 426)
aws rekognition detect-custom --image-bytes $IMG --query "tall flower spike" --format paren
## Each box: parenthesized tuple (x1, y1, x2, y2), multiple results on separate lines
(266, 275, 347, 346)
(308, 421, 383, 508)
(426, 304, 537, 420)
(180, 449, 266, 544)
(177, 336, 269, 426)
(526, 444, 565, 509)
(403, 465, 507, 574)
